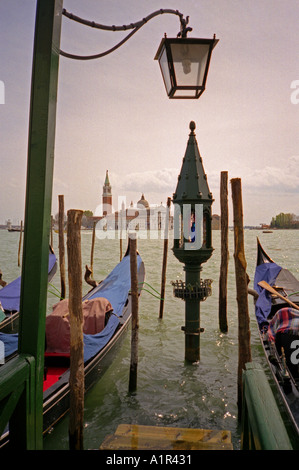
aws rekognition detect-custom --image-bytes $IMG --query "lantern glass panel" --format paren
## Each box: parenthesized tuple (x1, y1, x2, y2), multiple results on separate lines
(159, 46, 172, 96)
(170, 43, 210, 88)
(183, 204, 203, 250)
(173, 203, 204, 250)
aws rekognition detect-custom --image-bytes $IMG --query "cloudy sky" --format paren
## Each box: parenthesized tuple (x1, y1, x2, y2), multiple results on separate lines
(1, 0, 299, 226)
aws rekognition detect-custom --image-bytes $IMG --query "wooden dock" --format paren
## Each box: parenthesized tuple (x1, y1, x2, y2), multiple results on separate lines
(100, 424, 233, 450)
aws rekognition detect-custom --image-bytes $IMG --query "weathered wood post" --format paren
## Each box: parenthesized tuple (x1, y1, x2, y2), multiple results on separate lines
(58, 195, 66, 300)
(129, 235, 139, 393)
(90, 220, 96, 277)
(219, 172, 229, 332)
(67, 209, 84, 450)
(18, 221, 23, 267)
(50, 215, 53, 248)
(231, 178, 252, 418)
(0, 270, 7, 287)
(120, 236, 123, 262)
(159, 197, 171, 319)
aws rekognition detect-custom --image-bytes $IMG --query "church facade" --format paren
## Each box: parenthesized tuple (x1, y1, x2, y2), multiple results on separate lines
(90, 171, 173, 236)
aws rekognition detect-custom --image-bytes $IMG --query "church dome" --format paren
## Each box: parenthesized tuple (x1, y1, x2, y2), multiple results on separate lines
(137, 194, 149, 209)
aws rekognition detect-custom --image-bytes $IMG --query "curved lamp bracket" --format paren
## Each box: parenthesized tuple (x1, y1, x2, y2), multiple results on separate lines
(60, 8, 192, 60)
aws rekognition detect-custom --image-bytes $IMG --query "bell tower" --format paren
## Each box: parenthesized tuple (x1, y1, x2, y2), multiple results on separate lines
(102, 170, 112, 216)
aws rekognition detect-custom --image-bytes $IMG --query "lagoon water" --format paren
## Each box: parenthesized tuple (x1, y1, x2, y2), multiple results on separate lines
(1, 228, 298, 450)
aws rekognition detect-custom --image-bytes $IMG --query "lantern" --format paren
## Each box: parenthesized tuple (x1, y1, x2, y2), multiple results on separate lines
(155, 36, 218, 99)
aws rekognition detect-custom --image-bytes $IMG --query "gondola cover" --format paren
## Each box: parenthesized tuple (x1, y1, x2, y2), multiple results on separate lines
(45, 297, 113, 354)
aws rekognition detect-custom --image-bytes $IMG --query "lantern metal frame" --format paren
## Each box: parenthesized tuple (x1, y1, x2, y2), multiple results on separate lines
(155, 36, 218, 99)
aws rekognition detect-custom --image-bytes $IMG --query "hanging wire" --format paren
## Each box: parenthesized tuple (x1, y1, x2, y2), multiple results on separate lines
(60, 8, 191, 61)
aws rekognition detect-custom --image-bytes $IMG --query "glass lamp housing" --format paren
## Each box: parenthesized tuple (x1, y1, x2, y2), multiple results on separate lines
(155, 37, 218, 99)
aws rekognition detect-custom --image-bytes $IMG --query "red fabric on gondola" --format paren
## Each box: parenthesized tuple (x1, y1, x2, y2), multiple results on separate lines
(45, 297, 113, 354)
(43, 366, 69, 391)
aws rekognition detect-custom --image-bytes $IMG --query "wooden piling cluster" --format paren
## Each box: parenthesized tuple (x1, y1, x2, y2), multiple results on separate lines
(48, 174, 252, 447)
(218, 174, 252, 418)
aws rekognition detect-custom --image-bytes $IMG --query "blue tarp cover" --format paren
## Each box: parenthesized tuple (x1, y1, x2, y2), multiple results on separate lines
(82, 253, 142, 361)
(0, 253, 57, 312)
(254, 261, 282, 328)
(0, 253, 142, 363)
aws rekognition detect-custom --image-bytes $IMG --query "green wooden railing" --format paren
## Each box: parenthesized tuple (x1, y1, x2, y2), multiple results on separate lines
(241, 361, 294, 450)
(0, 1, 63, 449)
(0, 355, 35, 448)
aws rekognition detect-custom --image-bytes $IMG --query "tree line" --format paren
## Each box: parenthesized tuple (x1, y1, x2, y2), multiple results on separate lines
(270, 212, 299, 229)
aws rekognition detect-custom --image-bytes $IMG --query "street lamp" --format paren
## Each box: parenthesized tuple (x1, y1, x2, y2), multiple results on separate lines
(172, 121, 213, 362)
(155, 36, 218, 99)
(60, 9, 218, 100)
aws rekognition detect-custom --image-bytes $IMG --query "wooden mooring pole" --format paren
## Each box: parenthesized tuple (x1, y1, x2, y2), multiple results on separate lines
(129, 235, 139, 393)
(219, 172, 229, 332)
(159, 197, 171, 319)
(90, 221, 96, 277)
(0, 270, 7, 287)
(50, 215, 54, 248)
(231, 178, 252, 418)
(58, 195, 66, 300)
(67, 209, 84, 450)
(18, 221, 23, 267)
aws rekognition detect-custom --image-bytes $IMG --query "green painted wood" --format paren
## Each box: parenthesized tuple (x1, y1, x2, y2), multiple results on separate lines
(4, 0, 63, 449)
(0, 355, 35, 448)
(183, 264, 202, 362)
(241, 362, 293, 450)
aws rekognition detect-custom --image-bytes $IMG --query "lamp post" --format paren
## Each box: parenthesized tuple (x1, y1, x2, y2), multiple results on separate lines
(172, 121, 213, 363)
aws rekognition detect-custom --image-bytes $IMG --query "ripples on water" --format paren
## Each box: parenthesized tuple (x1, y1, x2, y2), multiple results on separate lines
(0, 228, 297, 450)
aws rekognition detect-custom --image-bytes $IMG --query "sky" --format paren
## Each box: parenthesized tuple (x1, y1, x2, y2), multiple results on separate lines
(0, 0, 299, 227)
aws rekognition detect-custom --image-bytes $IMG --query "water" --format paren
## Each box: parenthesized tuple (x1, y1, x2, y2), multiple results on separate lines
(1, 228, 298, 450)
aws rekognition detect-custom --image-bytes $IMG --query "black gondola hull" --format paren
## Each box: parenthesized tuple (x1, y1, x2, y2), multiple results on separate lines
(254, 238, 299, 447)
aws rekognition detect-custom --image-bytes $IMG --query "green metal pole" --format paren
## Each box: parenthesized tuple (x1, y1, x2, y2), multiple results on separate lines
(183, 264, 202, 363)
(12, 0, 63, 449)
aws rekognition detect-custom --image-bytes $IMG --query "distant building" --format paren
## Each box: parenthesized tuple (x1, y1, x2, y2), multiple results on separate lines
(102, 170, 112, 216)
(89, 172, 173, 234)
(212, 214, 221, 230)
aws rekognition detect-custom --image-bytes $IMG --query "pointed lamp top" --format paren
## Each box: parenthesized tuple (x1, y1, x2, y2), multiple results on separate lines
(172, 121, 214, 266)
(173, 121, 213, 204)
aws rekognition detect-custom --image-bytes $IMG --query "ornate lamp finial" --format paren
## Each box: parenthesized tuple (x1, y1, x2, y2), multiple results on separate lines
(189, 121, 196, 135)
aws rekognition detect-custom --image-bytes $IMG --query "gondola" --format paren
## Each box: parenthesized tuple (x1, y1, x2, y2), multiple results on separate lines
(0, 247, 57, 333)
(253, 238, 299, 443)
(0, 241, 145, 446)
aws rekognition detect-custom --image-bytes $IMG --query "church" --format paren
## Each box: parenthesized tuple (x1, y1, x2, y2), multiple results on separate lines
(90, 171, 172, 235)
